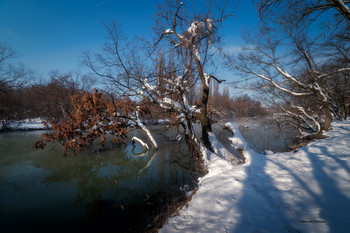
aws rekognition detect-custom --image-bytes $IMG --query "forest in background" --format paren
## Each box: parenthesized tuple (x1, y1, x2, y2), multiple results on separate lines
(0, 55, 268, 131)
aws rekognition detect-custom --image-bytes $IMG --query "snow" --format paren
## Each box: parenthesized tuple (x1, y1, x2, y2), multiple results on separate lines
(160, 120, 350, 233)
(135, 108, 158, 149)
(0, 118, 47, 130)
(193, 46, 201, 61)
(131, 136, 149, 150)
(162, 97, 182, 111)
(257, 73, 313, 96)
(203, 73, 210, 86)
(187, 21, 199, 36)
(165, 29, 172, 34)
(224, 122, 248, 150)
(207, 18, 214, 31)
(265, 150, 274, 155)
(143, 78, 156, 91)
(290, 105, 321, 133)
(207, 132, 241, 164)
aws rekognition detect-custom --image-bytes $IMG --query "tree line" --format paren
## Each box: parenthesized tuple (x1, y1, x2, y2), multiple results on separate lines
(0, 42, 264, 129)
(208, 83, 267, 119)
(0, 52, 91, 129)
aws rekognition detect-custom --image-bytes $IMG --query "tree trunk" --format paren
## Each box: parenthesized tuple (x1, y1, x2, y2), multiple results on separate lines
(200, 83, 214, 152)
(193, 49, 214, 152)
(322, 105, 333, 131)
(185, 130, 208, 176)
(316, 91, 333, 132)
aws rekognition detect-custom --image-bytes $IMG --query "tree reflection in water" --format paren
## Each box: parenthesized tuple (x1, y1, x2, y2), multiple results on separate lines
(0, 131, 193, 232)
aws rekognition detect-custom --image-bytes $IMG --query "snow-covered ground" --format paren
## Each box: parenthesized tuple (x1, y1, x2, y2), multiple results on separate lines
(160, 120, 350, 233)
(0, 118, 46, 130)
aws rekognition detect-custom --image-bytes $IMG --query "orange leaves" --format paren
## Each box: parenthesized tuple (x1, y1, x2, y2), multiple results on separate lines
(33, 140, 46, 150)
(34, 89, 149, 155)
(100, 134, 106, 147)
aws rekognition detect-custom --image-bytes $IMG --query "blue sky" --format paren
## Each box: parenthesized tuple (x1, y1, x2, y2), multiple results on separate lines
(0, 0, 258, 81)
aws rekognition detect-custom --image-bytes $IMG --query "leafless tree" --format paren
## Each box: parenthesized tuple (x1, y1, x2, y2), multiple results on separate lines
(0, 43, 34, 128)
(258, 0, 350, 23)
(0, 43, 33, 90)
(225, 3, 350, 136)
(151, 0, 234, 151)
(83, 0, 238, 170)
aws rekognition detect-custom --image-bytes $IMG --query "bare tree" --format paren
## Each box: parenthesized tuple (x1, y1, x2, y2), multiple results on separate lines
(225, 5, 350, 136)
(258, 0, 350, 21)
(0, 43, 34, 128)
(29, 73, 81, 119)
(0, 43, 33, 90)
(82, 0, 239, 171)
(258, 0, 350, 40)
(151, 0, 233, 151)
(82, 21, 160, 150)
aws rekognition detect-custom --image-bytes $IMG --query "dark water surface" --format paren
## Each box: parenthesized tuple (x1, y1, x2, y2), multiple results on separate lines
(0, 130, 192, 233)
(235, 119, 298, 153)
(0, 120, 297, 232)
(213, 119, 298, 154)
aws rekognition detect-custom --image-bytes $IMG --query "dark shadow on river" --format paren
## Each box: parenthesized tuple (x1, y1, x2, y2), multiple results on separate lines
(0, 130, 193, 233)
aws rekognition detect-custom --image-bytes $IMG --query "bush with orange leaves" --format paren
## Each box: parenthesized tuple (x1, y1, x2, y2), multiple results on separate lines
(33, 89, 149, 155)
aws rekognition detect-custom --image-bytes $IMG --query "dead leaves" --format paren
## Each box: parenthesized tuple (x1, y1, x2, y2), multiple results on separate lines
(33, 89, 149, 155)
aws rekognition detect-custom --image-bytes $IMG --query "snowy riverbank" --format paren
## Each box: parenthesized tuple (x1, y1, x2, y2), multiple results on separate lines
(160, 120, 350, 233)
(0, 118, 47, 131)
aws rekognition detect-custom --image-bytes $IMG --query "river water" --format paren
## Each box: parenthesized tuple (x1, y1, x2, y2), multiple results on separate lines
(0, 130, 193, 232)
(234, 118, 298, 153)
(0, 120, 297, 232)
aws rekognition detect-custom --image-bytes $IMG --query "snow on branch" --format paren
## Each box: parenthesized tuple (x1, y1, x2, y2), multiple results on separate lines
(292, 105, 321, 132)
(152, 2, 185, 48)
(257, 73, 313, 96)
(274, 66, 309, 89)
(143, 78, 156, 91)
(135, 107, 158, 149)
(312, 82, 329, 102)
(328, 0, 350, 20)
(280, 105, 321, 133)
(159, 12, 215, 54)
(162, 97, 183, 111)
(132, 136, 149, 150)
(142, 75, 186, 113)
(226, 55, 313, 97)
(316, 67, 350, 79)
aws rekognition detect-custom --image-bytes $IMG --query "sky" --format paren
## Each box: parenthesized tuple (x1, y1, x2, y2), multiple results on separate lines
(0, 0, 258, 81)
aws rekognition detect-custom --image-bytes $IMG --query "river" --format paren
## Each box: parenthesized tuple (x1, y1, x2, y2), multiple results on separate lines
(0, 130, 193, 232)
(0, 120, 297, 232)
(234, 118, 298, 153)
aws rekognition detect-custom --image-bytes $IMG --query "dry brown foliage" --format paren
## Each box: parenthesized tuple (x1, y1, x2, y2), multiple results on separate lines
(33, 89, 149, 155)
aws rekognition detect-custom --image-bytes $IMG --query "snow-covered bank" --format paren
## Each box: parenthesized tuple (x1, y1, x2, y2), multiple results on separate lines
(0, 118, 47, 131)
(160, 120, 350, 233)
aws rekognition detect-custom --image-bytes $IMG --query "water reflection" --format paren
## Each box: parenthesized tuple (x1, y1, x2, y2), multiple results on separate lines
(39, 146, 160, 204)
(234, 119, 298, 153)
(0, 131, 191, 232)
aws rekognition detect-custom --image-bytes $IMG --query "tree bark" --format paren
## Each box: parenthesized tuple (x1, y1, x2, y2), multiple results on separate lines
(200, 83, 214, 152)
(185, 131, 208, 176)
(322, 105, 333, 131)
(327, 0, 350, 21)
(193, 50, 214, 152)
